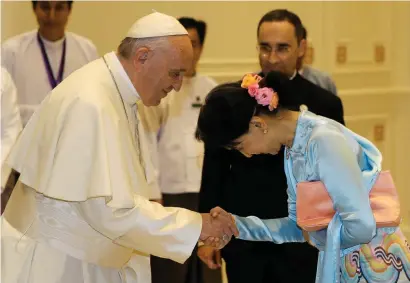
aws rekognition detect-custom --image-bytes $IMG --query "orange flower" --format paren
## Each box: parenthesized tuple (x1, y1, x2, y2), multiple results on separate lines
(241, 73, 262, 89)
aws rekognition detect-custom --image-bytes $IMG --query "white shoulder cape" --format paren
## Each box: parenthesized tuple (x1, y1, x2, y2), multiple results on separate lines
(6, 58, 149, 208)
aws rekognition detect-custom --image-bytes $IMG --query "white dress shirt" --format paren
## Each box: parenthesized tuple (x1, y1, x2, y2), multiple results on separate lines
(1, 67, 22, 189)
(139, 74, 217, 195)
(1, 30, 99, 126)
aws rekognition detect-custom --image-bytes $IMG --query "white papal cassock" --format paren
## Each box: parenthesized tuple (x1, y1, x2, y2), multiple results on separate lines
(1, 51, 202, 283)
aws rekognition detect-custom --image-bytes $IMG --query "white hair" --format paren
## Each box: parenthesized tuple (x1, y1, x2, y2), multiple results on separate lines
(117, 37, 170, 59)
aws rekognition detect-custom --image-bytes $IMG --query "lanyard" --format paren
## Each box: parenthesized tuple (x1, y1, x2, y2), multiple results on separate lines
(37, 32, 66, 89)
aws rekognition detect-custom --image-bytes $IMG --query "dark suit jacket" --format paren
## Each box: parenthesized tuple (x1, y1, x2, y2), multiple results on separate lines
(198, 73, 345, 275)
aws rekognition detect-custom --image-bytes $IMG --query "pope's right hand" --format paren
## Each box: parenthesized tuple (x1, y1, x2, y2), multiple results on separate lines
(200, 207, 238, 245)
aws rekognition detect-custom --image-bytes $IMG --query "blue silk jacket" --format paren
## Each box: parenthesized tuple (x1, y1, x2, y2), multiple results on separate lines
(233, 110, 406, 283)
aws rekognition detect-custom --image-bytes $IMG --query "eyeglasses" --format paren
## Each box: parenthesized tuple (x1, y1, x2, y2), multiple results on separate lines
(256, 44, 291, 59)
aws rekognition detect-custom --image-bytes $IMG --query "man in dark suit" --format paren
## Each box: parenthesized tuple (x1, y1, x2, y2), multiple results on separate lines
(197, 9, 345, 283)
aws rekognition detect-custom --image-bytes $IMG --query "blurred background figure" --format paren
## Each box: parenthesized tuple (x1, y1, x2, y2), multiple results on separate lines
(297, 26, 338, 95)
(1, 1, 99, 127)
(1, 67, 22, 212)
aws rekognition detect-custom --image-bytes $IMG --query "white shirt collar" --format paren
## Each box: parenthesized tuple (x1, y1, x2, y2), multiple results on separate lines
(103, 51, 140, 105)
(289, 70, 298, 80)
(39, 32, 66, 49)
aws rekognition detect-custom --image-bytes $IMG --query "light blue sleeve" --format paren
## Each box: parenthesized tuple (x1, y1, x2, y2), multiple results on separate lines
(234, 215, 305, 243)
(308, 127, 376, 248)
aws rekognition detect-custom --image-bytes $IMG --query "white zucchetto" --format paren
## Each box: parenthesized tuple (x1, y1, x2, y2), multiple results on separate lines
(126, 11, 188, 39)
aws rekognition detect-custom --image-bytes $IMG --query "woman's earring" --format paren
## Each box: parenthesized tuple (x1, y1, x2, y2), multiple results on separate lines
(263, 129, 268, 134)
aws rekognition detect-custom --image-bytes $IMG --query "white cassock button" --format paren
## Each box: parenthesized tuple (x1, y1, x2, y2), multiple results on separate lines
(300, 104, 308, 111)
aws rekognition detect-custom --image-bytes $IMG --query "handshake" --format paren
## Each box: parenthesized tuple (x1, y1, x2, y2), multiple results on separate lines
(199, 207, 239, 249)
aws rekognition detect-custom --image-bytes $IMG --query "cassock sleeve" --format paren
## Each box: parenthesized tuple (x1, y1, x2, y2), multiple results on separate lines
(1, 68, 22, 189)
(78, 195, 202, 264)
(309, 127, 376, 248)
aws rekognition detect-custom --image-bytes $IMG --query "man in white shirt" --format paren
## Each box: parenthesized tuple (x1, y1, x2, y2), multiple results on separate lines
(1, 67, 22, 211)
(1, 11, 237, 283)
(139, 17, 219, 283)
(1, 1, 99, 126)
(297, 26, 338, 95)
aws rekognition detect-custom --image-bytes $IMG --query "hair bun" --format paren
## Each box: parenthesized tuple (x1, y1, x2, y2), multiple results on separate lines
(264, 71, 290, 90)
(262, 71, 301, 109)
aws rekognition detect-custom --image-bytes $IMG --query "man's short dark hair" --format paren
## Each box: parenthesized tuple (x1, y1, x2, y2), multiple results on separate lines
(302, 26, 307, 40)
(178, 17, 207, 46)
(257, 9, 304, 43)
(32, 1, 73, 10)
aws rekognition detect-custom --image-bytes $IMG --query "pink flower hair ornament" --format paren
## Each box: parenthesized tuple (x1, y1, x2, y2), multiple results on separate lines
(241, 73, 279, 111)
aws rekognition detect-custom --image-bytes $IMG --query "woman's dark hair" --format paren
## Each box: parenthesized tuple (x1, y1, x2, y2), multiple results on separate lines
(195, 71, 302, 149)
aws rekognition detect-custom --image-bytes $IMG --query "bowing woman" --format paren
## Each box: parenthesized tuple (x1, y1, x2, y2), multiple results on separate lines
(195, 71, 410, 283)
